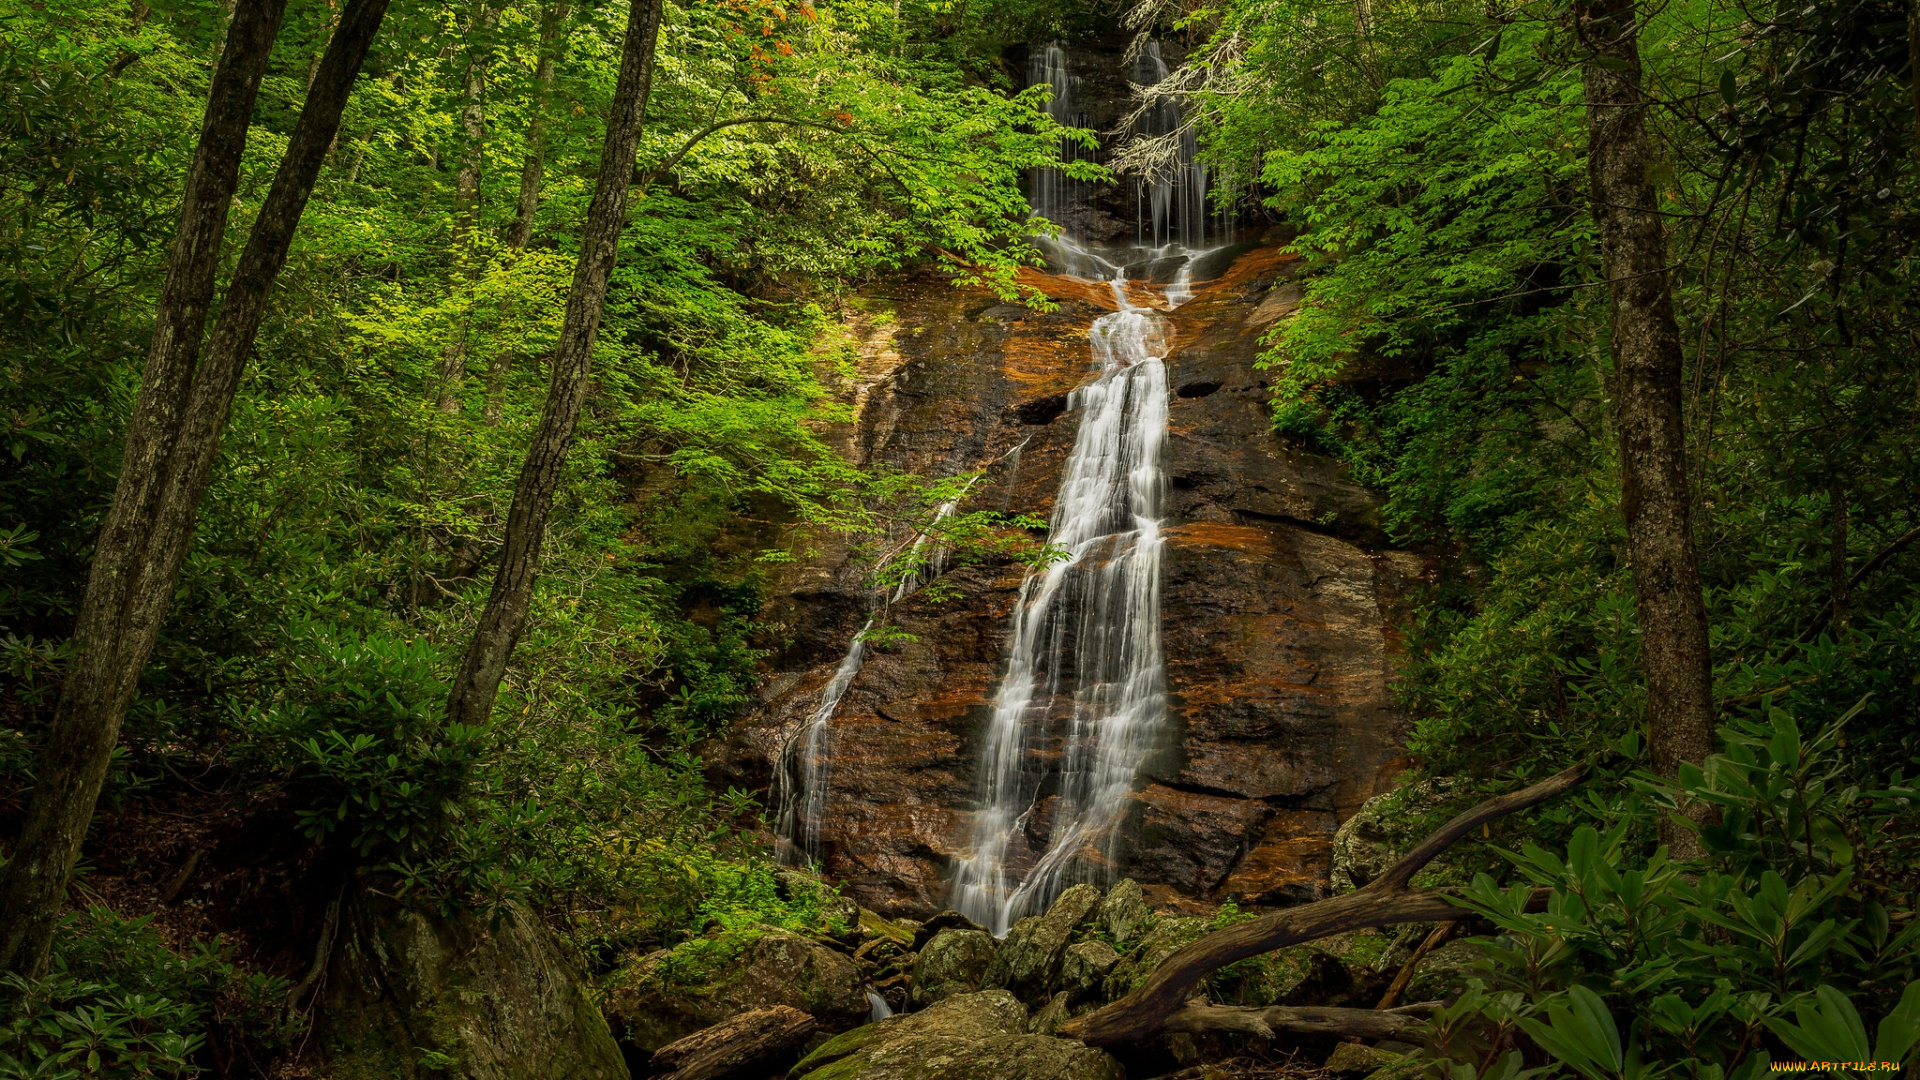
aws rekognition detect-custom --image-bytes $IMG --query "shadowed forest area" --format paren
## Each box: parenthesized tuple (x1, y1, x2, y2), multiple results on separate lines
(1, 0, 1919, 1075)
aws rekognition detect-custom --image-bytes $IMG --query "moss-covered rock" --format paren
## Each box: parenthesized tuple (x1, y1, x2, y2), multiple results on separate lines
(1091, 879, 1151, 946)
(983, 884, 1101, 1003)
(789, 990, 1119, 1080)
(319, 889, 627, 1080)
(1404, 939, 1483, 1003)
(1058, 941, 1119, 1004)
(1100, 915, 1210, 1001)
(910, 929, 996, 1007)
(603, 926, 868, 1053)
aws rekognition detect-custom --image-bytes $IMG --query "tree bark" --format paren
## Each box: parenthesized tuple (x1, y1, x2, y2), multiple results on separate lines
(1161, 1002, 1436, 1041)
(0, 0, 389, 977)
(507, 1, 568, 250)
(443, 0, 665, 731)
(1058, 764, 1585, 1047)
(1576, 0, 1715, 857)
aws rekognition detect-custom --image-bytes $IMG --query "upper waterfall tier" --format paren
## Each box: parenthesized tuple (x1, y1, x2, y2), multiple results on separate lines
(1023, 38, 1234, 249)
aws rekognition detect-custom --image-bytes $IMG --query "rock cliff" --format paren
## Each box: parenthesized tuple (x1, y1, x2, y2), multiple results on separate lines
(706, 238, 1418, 917)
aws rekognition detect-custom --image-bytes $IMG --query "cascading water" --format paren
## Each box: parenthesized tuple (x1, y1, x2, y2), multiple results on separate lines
(951, 239, 1180, 934)
(773, 618, 871, 866)
(1026, 42, 1094, 234)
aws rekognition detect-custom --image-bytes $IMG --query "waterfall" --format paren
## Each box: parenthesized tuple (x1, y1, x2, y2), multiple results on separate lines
(951, 238, 1179, 934)
(1026, 42, 1093, 234)
(773, 618, 872, 867)
(1131, 41, 1222, 250)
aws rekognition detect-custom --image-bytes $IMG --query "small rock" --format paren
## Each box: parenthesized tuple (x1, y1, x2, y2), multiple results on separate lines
(1058, 941, 1120, 1004)
(1092, 879, 1151, 945)
(911, 910, 991, 952)
(1331, 782, 1450, 893)
(1028, 992, 1071, 1035)
(983, 885, 1101, 1003)
(1325, 1042, 1402, 1074)
(1404, 939, 1482, 1003)
(910, 929, 997, 1007)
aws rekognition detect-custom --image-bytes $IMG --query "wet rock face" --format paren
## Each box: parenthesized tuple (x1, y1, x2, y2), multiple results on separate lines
(705, 240, 1416, 918)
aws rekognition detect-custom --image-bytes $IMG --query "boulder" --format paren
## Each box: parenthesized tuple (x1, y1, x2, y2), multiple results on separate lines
(1091, 879, 1151, 945)
(1325, 1042, 1405, 1075)
(1331, 782, 1450, 892)
(1027, 992, 1071, 1036)
(778, 871, 862, 937)
(319, 889, 627, 1080)
(604, 927, 868, 1054)
(983, 884, 1101, 1002)
(911, 910, 992, 952)
(788, 990, 1122, 1080)
(910, 929, 997, 1007)
(1058, 941, 1120, 1004)
(1101, 915, 1212, 1001)
(1404, 939, 1483, 1003)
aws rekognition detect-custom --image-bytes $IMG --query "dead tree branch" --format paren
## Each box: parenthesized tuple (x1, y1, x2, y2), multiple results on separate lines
(1058, 762, 1586, 1047)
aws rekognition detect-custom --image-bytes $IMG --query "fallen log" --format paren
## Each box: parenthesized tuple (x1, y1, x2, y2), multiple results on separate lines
(1162, 1002, 1438, 1041)
(1059, 762, 1586, 1047)
(648, 1005, 817, 1080)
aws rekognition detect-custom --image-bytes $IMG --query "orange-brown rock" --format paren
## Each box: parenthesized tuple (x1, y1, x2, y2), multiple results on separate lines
(704, 238, 1417, 918)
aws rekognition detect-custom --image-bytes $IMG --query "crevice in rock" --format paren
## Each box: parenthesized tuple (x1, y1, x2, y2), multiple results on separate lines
(1175, 380, 1222, 399)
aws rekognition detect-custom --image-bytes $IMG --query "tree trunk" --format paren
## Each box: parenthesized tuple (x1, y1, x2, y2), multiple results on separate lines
(507, 1, 568, 250)
(1577, 0, 1715, 857)
(438, 2, 498, 415)
(1829, 480, 1849, 633)
(1058, 765, 1585, 1047)
(649, 1006, 817, 1080)
(443, 0, 665, 731)
(0, 0, 389, 978)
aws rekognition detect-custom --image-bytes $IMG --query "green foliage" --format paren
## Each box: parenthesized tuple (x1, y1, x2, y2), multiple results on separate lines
(1430, 701, 1920, 1077)
(235, 624, 479, 858)
(0, 907, 292, 1080)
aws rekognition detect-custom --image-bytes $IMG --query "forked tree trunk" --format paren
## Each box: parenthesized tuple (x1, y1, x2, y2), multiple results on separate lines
(0, 0, 391, 977)
(1576, 0, 1715, 856)
(443, 0, 665, 730)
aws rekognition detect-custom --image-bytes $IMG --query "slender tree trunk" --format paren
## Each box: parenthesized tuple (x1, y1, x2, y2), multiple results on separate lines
(507, 1, 567, 250)
(444, 0, 664, 730)
(489, 0, 570, 427)
(1577, 0, 1715, 856)
(0, 0, 390, 977)
(1910, 0, 1919, 159)
(438, 3, 497, 415)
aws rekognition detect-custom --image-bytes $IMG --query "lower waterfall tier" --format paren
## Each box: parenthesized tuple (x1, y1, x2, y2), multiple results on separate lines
(704, 237, 1421, 918)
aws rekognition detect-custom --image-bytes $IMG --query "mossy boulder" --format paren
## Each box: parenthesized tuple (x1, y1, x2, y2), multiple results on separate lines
(1405, 939, 1483, 1003)
(983, 884, 1101, 1003)
(789, 990, 1121, 1080)
(319, 889, 627, 1080)
(1100, 915, 1211, 1001)
(910, 929, 996, 1007)
(603, 926, 868, 1053)
(1092, 879, 1151, 946)
(1058, 941, 1119, 1004)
